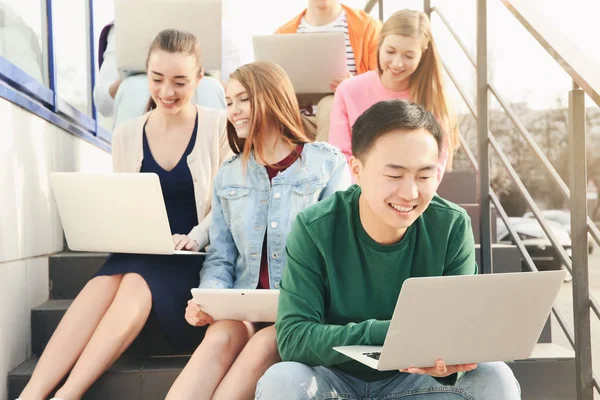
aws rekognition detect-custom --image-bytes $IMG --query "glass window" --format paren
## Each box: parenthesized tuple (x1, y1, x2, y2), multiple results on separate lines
(0, 0, 44, 83)
(52, 0, 89, 115)
(93, 1, 114, 131)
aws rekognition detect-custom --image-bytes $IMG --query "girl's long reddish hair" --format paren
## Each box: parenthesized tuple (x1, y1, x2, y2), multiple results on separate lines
(227, 61, 310, 168)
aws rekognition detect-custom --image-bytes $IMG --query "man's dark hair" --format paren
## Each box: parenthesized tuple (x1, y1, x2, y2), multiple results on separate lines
(351, 99, 444, 162)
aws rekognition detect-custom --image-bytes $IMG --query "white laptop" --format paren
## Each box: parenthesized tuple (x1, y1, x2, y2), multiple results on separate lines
(253, 33, 347, 97)
(334, 270, 566, 370)
(50, 172, 205, 256)
(114, 0, 222, 76)
(190, 289, 279, 322)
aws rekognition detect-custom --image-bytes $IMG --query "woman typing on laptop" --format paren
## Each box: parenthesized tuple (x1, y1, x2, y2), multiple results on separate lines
(165, 61, 351, 400)
(17, 30, 232, 400)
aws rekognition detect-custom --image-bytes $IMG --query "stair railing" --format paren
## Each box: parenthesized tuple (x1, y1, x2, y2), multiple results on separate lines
(364, 0, 599, 397)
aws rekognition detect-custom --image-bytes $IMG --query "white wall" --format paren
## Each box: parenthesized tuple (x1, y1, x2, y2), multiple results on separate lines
(0, 98, 111, 400)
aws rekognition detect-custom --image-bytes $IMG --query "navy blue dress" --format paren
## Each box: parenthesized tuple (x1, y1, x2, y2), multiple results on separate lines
(94, 116, 204, 351)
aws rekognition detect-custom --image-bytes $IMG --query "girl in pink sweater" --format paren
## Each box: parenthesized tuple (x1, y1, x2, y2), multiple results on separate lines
(329, 9, 459, 176)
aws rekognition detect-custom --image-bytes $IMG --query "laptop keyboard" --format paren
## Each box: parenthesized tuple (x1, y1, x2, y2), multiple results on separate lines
(363, 352, 381, 360)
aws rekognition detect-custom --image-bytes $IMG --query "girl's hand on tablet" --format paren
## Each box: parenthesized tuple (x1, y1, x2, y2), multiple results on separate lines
(173, 234, 200, 252)
(185, 299, 214, 327)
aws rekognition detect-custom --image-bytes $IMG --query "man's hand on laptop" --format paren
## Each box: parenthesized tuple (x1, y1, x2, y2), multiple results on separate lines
(185, 299, 214, 327)
(400, 359, 477, 378)
(173, 234, 200, 252)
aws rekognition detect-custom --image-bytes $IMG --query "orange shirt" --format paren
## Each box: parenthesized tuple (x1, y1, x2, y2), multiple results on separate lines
(276, 4, 381, 75)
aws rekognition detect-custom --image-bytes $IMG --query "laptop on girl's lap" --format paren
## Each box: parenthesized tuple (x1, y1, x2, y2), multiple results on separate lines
(50, 172, 205, 256)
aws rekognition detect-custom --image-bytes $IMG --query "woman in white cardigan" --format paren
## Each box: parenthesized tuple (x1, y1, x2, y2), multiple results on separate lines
(17, 29, 232, 400)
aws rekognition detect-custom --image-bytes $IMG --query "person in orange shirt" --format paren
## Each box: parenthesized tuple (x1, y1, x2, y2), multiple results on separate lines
(276, 0, 381, 142)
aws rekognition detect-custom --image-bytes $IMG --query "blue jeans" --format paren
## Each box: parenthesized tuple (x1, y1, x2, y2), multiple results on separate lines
(255, 362, 521, 400)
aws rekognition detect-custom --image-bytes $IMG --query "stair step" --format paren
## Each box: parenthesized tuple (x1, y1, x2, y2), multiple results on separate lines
(31, 300, 201, 357)
(50, 244, 519, 301)
(8, 344, 574, 400)
(507, 344, 576, 400)
(462, 204, 498, 244)
(475, 243, 521, 274)
(7, 355, 190, 400)
(49, 252, 207, 300)
(438, 170, 478, 204)
(50, 252, 109, 299)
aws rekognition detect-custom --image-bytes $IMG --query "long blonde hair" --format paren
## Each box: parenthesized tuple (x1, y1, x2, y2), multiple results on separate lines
(227, 61, 310, 168)
(144, 29, 203, 112)
(378, 10, 458, 169)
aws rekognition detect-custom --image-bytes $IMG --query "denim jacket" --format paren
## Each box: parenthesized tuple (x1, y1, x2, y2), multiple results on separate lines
(199, 142, 351, 289)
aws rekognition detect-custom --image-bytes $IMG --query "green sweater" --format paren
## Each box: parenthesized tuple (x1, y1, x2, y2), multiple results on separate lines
(276, 185, 477, 383)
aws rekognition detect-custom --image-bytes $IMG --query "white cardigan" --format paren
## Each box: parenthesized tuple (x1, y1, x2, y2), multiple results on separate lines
(111, 104, 234, 249)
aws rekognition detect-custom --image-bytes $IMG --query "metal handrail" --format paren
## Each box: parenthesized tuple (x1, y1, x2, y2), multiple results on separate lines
(433, 3, 598, 395)
(448, 72, 578, 348)
(367, 0, 598, 394)
(442, 54, 582, 353)
(488, 135, 573, 270)
(435, 3, 600, 318)
(445, 45, 600, 368)
(431, 7, 476, 67)
(442, 36, 600, 324)
(432, 5, 600, 250)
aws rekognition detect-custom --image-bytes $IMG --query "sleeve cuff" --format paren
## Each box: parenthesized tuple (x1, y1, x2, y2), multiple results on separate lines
(188, 214, 212, 250)
(368, 320, 390, 345)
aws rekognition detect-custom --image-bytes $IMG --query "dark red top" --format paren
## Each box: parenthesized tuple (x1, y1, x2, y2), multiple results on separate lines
(258, 144, 304, 289)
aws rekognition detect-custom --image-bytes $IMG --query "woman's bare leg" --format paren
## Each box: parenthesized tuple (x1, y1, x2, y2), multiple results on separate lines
(18, 275, 123, 400)
(53, 273, 152, 400)
(165, 320, 253, 400)
(213, 325, 280, 400)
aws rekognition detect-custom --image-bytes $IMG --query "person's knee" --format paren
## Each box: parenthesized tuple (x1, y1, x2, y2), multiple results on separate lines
(87, 274, 123, 292)
(467, 362, 521, 400)
(122, 273, 151, 294)
(118, 273, 152, 314)
(248, 326, 279, 358)
(256, 362, 314, 400)
(204, 321, 249, 354)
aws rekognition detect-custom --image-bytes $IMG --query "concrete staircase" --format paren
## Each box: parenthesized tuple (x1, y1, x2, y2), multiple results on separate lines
(7, 170, 576, 399)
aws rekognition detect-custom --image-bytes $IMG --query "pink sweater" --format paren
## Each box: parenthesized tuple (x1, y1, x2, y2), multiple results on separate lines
(328, 71, 448, 178)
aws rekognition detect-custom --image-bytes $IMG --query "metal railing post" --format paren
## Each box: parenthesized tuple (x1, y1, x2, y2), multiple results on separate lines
(45, 0, 57, 112)
(477, 0, 492, 274)
(85, 0, 97, 122)
(378, 0, 384, 21)
(569, 82, 594, 400)
(424, 0, 432, 18)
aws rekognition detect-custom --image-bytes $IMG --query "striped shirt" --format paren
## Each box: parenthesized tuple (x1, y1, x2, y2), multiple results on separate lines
(297, 10, 357, 75)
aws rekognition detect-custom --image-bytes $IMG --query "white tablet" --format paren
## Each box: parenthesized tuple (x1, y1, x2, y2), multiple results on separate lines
(190, 288, 279, 322)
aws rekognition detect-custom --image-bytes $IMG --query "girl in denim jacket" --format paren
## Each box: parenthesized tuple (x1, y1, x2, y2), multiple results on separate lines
(166, 61, 351, 399)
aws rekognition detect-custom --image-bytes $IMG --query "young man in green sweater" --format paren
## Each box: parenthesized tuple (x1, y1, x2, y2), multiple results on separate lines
(255, 100, 521, 399)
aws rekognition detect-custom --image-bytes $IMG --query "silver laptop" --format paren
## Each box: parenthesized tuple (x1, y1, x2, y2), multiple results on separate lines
(334, 270, 566, 370)
(114, 0, 222, 76)
(50, 172, 205, 256)
(253, 33, 347, 96)
(191, 289, 279, 322)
